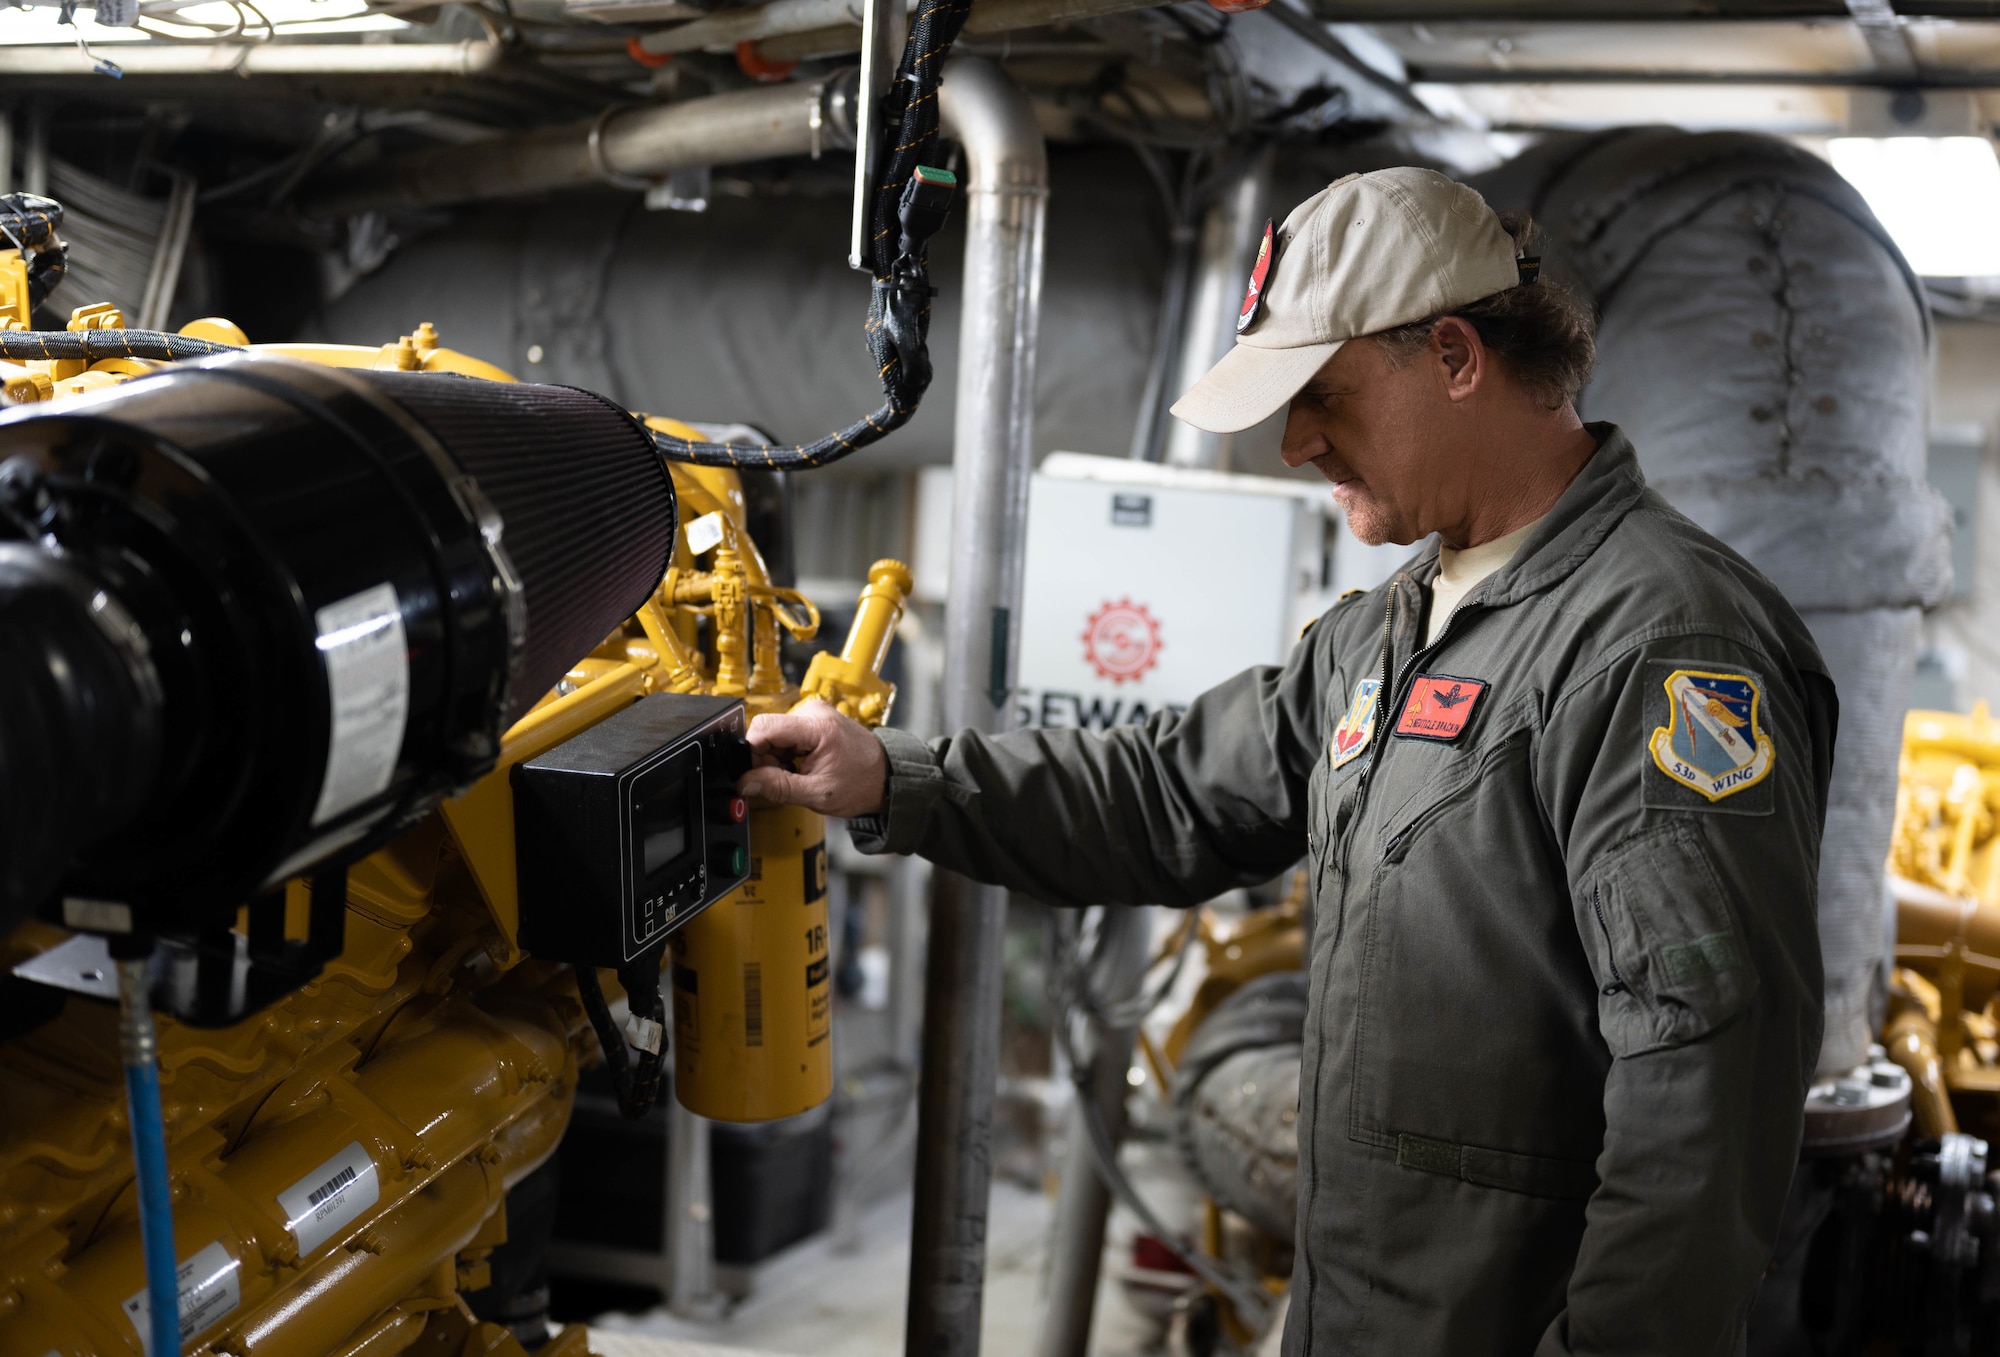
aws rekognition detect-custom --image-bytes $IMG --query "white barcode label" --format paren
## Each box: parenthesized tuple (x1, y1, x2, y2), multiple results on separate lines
(310, 583, 409, 826)
(96, 0, 138, 23)
(121, 1239, 240, 1356)
(276, 1141, 380, 1257)
(686, 511, 726, 556)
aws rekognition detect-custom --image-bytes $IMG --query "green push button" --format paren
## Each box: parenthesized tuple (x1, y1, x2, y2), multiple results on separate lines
(728, 845, 748, 876)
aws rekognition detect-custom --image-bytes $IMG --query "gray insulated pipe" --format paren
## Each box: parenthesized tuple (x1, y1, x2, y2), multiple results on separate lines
(1470, 130, 1951, 1076)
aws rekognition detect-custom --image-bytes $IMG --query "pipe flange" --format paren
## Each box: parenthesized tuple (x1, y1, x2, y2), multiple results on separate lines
(587, 105, 654, 192)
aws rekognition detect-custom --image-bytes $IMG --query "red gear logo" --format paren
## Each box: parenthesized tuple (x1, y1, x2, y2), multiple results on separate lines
(1082, 598, 1163, 685)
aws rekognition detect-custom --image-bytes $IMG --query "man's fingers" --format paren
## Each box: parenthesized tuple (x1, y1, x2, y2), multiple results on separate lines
(746, 709, 823, 756)
(738, 764, 812, 807)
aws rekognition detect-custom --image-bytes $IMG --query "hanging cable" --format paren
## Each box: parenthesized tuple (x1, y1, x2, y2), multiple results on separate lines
(118, 954, 182, 1357)
(645, 0, 973, 471)
(574, 963, 666, 1119)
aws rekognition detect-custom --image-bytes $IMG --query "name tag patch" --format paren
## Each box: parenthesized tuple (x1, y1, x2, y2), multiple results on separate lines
(1330, 677, 1381, 770)
(1394, 674, 1486, 742)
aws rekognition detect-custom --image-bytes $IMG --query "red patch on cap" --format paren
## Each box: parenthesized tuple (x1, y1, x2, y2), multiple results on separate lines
(1394, 675, 1487, 742)
(1236, 218, 1276, 333)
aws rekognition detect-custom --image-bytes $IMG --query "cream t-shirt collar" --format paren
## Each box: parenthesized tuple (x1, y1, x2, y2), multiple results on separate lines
(1424, 515, 1544, 646)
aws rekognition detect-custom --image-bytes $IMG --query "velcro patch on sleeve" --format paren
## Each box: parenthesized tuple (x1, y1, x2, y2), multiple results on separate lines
(1393, 674, 1486, 742)
(1641, 660, 1777, 816)
(1660, 931, 1744, 982)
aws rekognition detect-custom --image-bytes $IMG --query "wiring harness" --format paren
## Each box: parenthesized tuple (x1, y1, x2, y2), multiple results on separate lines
(647, 0, 973, 471)
(0, 194, 70, 314)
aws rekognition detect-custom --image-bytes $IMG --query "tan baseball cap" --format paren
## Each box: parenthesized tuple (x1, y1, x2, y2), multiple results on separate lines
(1169, 167, 1523, 435)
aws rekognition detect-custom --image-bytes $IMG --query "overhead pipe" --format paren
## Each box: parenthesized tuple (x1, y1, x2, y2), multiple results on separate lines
(0, 40, 504, 76)
(635, 0, 1161, 60)
(302, 75, 861, 217)
(907, 55, 1048, 1357)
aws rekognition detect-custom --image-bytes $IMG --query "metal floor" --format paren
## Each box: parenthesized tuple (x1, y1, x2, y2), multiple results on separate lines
(586, 1179, 1162, 1357)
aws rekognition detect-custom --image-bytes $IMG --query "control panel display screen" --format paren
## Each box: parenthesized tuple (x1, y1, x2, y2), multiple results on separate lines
(636, 780, 692, 879)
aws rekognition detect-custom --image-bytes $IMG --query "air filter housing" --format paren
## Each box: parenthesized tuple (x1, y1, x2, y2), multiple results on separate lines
(0, 353, 676, 943)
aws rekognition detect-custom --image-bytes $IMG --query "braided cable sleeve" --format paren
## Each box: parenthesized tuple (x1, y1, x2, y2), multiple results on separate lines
(650, 0, 974, 471)
(0, 330, 241, 362)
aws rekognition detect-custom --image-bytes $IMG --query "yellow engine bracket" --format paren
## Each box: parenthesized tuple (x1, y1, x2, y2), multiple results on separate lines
(0, 249, 29, 330)
(801, 558, 914, 727)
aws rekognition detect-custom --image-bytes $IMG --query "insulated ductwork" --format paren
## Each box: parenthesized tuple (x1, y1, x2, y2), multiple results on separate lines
(1472, 130, 1952, 1075)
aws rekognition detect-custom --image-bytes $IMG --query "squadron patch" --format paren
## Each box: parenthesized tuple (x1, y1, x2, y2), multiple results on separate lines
(1394, 674, 1487, 742)
(1647, 667, 1775, 804)
(1330, 677, 1381, 771)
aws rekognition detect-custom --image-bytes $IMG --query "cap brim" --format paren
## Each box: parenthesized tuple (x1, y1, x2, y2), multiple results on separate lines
(1168, 338, 1344, 435)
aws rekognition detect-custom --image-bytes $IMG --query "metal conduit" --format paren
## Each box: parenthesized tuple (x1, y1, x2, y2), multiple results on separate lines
(302, 76, 861, 217)
(907, 55, 1048, 1357)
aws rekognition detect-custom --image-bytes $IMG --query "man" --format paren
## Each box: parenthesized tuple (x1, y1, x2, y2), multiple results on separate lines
(740, 167, 1836, 1355)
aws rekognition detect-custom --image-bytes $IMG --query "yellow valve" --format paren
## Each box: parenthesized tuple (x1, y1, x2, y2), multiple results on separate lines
(801, 558, 914, 727)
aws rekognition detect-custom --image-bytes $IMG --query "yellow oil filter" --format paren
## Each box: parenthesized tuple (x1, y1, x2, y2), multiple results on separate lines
(671, 802, 832, 1121)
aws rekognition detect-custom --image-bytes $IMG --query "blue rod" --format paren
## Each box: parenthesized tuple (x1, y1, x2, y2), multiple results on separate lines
(118, 956, 180, 1357)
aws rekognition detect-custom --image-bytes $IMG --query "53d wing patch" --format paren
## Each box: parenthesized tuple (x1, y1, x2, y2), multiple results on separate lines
(1647, 667, 1775, 805)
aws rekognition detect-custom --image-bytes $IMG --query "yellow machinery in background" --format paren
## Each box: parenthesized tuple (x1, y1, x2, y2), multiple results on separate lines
(0, 302, 910, 1356)
(1884, 703, 2000, 1141)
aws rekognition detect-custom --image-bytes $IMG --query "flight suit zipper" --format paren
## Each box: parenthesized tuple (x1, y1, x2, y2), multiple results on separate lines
(1336, 580, 1488, 876)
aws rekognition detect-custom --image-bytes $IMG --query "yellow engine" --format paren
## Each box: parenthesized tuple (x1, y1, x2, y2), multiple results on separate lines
(0, 298, 910, 1355)
(1884, 703, 2000, 1139)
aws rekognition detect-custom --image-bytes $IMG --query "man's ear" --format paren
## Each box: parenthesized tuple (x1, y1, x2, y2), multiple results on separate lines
(1430, 316, 1484, 403)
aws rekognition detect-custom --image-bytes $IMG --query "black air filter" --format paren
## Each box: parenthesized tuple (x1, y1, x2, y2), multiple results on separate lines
(360, 372, 677, 724)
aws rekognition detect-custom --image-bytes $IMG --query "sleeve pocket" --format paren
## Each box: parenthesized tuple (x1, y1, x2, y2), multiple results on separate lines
(1578, 821, 1759, 1057)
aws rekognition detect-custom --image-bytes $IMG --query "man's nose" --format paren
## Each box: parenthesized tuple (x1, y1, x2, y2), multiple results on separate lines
(1279, 407, 1318, 467)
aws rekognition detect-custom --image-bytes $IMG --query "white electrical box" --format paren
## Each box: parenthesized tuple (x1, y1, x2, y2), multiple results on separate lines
(1013, 454, 1394, 731)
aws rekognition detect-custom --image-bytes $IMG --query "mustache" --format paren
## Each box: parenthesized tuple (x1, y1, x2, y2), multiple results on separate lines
(1310, 450, 1356, 481)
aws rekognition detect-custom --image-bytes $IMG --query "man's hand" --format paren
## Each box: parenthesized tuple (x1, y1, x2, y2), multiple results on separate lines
(738, 698, 890, 818)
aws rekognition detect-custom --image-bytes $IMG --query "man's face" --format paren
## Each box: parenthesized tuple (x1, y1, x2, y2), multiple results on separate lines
(1280, 332, 1466, 547)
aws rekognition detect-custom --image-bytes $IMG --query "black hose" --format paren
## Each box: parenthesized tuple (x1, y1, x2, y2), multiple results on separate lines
(0, 194, 69, 311)
(0, 330, 242, 363)
(647, 0, 974, 471)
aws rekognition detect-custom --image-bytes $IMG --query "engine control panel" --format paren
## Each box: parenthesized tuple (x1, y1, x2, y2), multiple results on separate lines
(514, 693, 754, 969)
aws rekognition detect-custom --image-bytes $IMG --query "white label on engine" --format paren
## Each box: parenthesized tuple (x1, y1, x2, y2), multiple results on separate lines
(122, 1238, 240, 1356)
(685, 511, 726, 557)
(310, 583, 409, 826)
(277, 1140, 381, 1258)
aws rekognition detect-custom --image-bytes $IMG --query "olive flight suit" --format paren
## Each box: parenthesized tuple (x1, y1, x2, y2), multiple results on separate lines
(850, 426, 1836, 1356)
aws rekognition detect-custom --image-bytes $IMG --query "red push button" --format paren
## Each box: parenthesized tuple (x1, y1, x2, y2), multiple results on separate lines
(728, 795, 748, 823)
